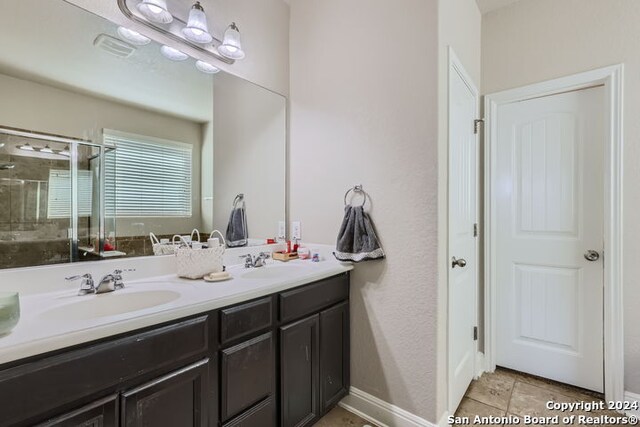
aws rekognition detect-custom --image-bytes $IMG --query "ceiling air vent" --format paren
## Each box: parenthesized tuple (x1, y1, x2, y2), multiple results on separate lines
(93, 34, 136, 58)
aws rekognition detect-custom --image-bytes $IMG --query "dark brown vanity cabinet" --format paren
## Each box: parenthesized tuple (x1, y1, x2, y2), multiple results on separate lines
(121, 359, 209, 427)
(38, 395, 118, 427)
(281, 315, 321, 427)
(279, 274, 351, 427)
(0, 272, 350, 427)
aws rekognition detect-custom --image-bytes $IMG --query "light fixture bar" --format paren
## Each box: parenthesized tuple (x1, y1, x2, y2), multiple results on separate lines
(118, 0, 234, 65)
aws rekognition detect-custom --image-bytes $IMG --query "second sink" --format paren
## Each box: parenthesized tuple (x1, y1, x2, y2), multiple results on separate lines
(41, 290, 181, 321)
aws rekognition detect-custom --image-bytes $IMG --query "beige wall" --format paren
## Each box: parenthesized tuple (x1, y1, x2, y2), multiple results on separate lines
(482, 0, 640, 394)
(437, 0, 482, 418)
(289, 0, 439, 421)
(212, 73, 286, 240)
(0, 72, 205, 238)
(66, 0, 290, 96)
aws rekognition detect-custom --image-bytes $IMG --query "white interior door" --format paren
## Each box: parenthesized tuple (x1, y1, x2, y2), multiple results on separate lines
(495, 86, 605, 392)
(448, 55, 478, 413)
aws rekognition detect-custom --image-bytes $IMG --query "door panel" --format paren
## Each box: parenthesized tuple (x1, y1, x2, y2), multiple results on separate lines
(280, 315, 319, 427)
(448, 58, 479, 413)
(320, 302, 349, 411)
(496, 86, 604, 392)
(221, 332, 274, 421)
(121, 359, 209, 427)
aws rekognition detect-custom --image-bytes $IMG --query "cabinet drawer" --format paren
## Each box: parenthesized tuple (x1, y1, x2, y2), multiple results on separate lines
(220, 297, 273, 345)
(0, 315, 209, 427)
(279, 274, 349, 323)
(221, 332, 274, 421)
(223, 396, 276, 427)
(37, 395, 118, 427)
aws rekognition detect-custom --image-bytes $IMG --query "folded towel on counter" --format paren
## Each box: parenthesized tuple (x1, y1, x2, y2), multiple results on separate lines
(226, 207, 248, 247)
(334, 205, 385, 262)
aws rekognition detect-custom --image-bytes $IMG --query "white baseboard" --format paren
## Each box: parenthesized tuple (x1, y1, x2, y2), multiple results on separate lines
(339, 387, 435, 427)
(625, 391, 640, 417)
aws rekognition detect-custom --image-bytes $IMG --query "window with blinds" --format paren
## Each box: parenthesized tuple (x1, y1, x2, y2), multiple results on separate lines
(47, 169, 93, 219)
(104, 130, 192, 218)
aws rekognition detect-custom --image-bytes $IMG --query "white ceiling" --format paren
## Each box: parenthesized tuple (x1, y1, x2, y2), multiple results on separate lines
(0, 0, 213, 122)
(476, 0, 523, 14)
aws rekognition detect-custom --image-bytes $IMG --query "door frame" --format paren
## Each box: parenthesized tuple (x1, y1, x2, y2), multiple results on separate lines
(447, 47, 481, 413)
(484, 64, 624, 402)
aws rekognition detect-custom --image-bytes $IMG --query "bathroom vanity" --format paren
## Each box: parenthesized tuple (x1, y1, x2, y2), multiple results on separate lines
(0, 266, 350, 427)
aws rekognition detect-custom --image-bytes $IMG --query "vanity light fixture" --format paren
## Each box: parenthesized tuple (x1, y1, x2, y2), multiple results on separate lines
(136, 0, 173, 24)
(18, 143, 34, 151)
(117, 26, 151, 46)
(160, 45, 189, 61)
(40, 145, 54, 154)
(195, 60, 220, 74)
(182, 2, 213, 44)
(217, 22, 245, 60)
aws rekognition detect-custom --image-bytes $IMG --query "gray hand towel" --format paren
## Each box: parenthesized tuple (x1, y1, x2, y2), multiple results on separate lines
(334, 205, 385, 262)
(226, 207, 248, 247)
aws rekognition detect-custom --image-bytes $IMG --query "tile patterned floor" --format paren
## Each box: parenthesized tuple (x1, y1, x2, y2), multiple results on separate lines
(454, 367, 630, 426)
(316, 406, 377, 426)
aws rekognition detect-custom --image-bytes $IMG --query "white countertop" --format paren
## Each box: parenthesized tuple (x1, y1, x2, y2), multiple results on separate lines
(0, 257, 352, 366)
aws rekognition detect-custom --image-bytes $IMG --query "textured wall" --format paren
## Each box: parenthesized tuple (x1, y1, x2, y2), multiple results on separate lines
(482, 0, 640, 394)
(289, 0, 439, 421)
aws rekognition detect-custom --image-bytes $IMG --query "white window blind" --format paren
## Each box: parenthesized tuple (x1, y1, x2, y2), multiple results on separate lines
(47, 170, 93, 219)
(104, 130, 192, 218)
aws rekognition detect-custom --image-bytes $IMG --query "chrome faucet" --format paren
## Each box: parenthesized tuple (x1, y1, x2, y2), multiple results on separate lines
(66, 273, 95, 296)
(239, 252, 271, 268)
(66, 269, 135, 295)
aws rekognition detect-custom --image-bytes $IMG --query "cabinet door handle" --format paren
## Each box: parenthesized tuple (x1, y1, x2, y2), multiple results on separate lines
(305, 345, 310, 362)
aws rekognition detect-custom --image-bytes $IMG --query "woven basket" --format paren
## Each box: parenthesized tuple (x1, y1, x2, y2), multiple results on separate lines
(150, 232, 178, 256)
(175, 230, 226, 279)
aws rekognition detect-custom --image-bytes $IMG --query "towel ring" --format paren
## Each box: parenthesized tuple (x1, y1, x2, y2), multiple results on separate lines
(344, 185, 368, 207)
(232, 193, 244, 207)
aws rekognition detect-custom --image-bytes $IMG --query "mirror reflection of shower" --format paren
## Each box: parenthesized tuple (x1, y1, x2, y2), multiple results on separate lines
(0, 126, 103, 268)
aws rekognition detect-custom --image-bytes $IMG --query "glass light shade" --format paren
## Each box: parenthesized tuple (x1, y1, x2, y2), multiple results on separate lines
(40, 145, 54, 154)
(182, 2, 213, 44)
(218, 22, 245, 59)
(195, 60, 220, 74)
(160, 45, 189, 61)
(137, 0, 173, 24)
(117, 26, 151, 46)
(18, 143, 34, 151)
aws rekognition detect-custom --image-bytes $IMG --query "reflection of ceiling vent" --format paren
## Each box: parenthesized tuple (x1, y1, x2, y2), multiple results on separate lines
(93, 34, 136, 58)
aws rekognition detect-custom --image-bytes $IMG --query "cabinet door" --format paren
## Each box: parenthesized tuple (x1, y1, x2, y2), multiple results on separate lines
(280, 315, 319, 427)
(320, 302, 350, 411)
(37, 395, 118, 427)
(221, 332, 274, 421)
(121, 359, 208, 427)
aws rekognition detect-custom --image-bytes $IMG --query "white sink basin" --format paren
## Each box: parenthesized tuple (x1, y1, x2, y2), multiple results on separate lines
(41, 290, 181, 321)
(241, 266, 306, 280)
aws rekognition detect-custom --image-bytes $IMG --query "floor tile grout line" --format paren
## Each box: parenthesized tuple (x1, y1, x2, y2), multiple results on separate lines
(466, 396, 509, 413)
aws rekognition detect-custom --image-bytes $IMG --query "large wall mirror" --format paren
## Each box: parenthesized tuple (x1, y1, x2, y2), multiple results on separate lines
(0, 0, 286, 269)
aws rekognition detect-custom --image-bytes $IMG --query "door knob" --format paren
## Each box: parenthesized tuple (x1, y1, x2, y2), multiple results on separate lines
(452, 257, 467, 268)
(584, 250, 600, 262)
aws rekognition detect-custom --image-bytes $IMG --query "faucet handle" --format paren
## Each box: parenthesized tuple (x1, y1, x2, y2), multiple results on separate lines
(66, 273, 95, 296)
(112, 268, 135, 289)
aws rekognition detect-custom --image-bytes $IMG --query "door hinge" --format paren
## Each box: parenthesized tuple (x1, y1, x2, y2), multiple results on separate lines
(473, 326, 478, 341)
(474, 119, 484, 135)
(473, 223, 479, 237)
